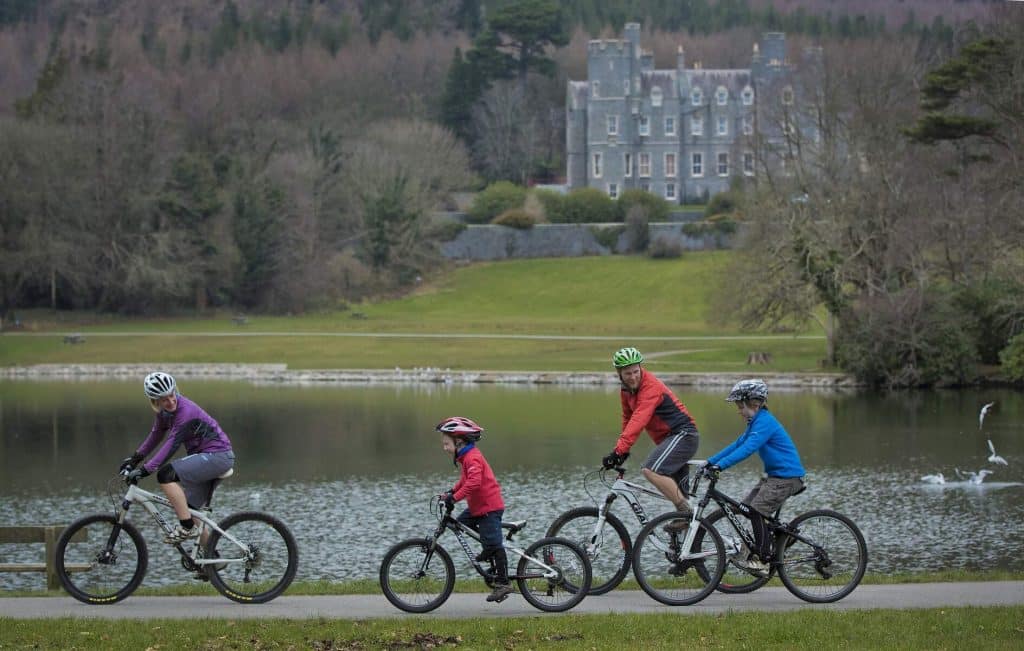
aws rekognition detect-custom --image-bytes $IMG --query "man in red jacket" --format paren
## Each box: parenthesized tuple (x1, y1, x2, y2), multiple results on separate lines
(438, 416, 513, 603)
(603, 347, 700, 533)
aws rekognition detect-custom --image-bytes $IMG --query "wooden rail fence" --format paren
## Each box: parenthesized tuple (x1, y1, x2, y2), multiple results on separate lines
(0, 525, 89, 590)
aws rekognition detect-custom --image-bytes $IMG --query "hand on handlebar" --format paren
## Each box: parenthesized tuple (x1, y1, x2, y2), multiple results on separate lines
(702, 463, 721, 479)
(439, 491, 455, 511)
(602, 450, 629, 469)
(119, 452, 144, 473)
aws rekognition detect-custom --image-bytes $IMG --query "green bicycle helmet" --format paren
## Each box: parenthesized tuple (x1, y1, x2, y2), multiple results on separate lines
(612, 347, 644, 368)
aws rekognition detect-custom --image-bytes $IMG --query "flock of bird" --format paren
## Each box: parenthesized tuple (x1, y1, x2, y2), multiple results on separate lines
(920, 401, 1009, 486)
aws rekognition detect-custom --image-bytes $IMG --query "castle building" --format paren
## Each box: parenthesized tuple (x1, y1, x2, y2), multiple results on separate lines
(567, 23, 820, 204)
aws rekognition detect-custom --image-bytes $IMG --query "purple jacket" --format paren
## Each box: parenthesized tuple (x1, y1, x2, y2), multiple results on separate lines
(137, 395, 233, 473)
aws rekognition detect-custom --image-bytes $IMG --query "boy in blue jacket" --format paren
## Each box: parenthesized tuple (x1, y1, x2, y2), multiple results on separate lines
(705, 379, 805, 575)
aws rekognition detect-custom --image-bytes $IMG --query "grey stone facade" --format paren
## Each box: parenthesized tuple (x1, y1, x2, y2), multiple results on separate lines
(567, 24, 820, 203)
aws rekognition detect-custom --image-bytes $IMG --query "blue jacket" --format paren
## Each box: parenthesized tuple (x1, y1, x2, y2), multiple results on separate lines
(708, 408, 804, 478)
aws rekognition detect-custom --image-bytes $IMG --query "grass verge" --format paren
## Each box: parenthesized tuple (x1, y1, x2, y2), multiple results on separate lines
(1, 607, 1022, 649)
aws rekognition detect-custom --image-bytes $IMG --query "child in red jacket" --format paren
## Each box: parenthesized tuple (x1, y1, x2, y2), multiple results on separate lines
(437, 416, 512, 603)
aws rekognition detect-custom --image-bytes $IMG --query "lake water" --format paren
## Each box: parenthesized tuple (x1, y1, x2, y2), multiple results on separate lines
(1, 379, 1022, 590)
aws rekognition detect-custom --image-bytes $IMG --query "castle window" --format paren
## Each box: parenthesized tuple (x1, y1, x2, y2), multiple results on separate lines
(665, 153, 677, 178)
(592, 81, 600, 98)
(742, 85, 754, 105)
(742, 114, 754, 135)
(665, 182, 676, 200)
(717, 116, 728, 136)
(717, 152, 729, 176)
(743, 151, 755, 176)
(782, 85, 794, 105)
(624, 153, 633, 177)
(692, 152, 703, 177)
(638, 152, 651, 177)
(691, 115, 703, 136)
(639, 115, 650, 136)
(624, 79, 630, 96)
(691, 87, 703, 106)
(641, 182, 651, 192)
(608, 183, 619, 199)
(665, 116, 676, 136)
(607, 115, 619, 136)
(651, 86, 663, 107)
(592, 152, 603, 178)
(716, 86, 728, 105)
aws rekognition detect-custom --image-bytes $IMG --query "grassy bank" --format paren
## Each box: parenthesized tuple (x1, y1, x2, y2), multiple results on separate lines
(0, 254, 830, 373)
(2, 607, 1021, 649)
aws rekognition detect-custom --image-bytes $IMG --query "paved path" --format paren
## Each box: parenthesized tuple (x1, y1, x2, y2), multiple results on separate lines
(1, 582, 1021, 619)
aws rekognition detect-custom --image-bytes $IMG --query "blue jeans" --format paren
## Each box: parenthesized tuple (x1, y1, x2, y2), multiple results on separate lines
(457, 509, 505, 553)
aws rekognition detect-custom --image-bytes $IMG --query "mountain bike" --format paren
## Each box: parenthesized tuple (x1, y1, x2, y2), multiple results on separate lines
(544, 464, 676, 595)
(631, 464, 867, 606)
(380, 497, 592, 613)
(54, 469, 298, 605)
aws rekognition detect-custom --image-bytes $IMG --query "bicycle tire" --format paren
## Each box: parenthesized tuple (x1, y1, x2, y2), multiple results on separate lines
(775, 509, 867, 603)
(545, 506, 631, 595)
(206, 511, 298, 604)
(702, 508, 771, 594)
(631, 511, 726, 606)
(55, 513, 148, 605)
(516, 536, 592, 612)
(379, 538, 455, 613)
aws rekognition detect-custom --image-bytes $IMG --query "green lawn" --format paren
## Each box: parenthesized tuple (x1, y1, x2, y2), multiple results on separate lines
(0, 253, 830, 372)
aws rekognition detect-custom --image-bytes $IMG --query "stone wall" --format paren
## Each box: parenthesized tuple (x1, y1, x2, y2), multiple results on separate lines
(440, 222, 734, 261)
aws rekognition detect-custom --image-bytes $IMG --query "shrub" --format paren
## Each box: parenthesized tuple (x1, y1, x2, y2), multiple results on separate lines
(648, 237, 683, 259)
(590, 224, 625, 249)
(426, 219, 466, 242)
(467, 182, 526, 224)
(835, 287, 977, 388)
(532, 189, 565, 221)
(617, 189, 670, 223)
(492, 208, 537, 229)
(681, 216, 736, 237)
(1000, 332, 1024, 382)
(550, 187, 617, 223)
(705, 190, 742, 218)
(623, 206, 649, 253)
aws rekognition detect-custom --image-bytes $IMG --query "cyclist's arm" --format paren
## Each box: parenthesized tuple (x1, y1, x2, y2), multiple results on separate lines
(614, 385, 658, 455)
(142, 427, 189, 474)
(135, 419, 167, 458)
(711, 426, 772, 471)
(452, 459, 483, 501)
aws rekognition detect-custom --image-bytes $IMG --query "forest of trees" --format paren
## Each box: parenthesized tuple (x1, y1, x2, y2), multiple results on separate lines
(1, 0, 1021, 386)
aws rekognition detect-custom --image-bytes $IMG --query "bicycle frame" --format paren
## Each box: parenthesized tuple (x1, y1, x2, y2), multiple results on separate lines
(115, 482, 248, 571)
(599, 468, 671, 529)
(425, 506, 562, 582)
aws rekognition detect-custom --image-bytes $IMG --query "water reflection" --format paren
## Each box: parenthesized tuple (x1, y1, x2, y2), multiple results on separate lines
(0, 380, 1021, 590)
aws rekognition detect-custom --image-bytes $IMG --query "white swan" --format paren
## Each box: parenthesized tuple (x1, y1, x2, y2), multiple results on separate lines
(920, 473, 946, 484)
(987, 439, 1008, 466)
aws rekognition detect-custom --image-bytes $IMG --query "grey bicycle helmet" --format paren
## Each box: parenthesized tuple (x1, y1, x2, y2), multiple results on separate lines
(612, 347, 644, 368)
(726, 378, 768, 403)
(143, 371, 177, 399)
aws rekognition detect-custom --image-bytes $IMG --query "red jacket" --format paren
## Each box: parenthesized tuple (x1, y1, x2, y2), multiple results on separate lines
(615, 371, 698, 456)
(452, 445, 505, 516)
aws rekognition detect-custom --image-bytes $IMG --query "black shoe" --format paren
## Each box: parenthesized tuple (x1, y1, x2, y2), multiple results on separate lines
(486, 583, 514, 603)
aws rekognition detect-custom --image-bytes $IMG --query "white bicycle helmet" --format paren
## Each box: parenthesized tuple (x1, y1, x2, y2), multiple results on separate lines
(143, 371, 177, 399)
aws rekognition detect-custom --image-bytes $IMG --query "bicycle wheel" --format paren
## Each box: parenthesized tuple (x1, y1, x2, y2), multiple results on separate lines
(379, 538, 455, 613)
(516, 536, 592, 612)
(702, 509, 771, 594)
(55, 513, 148, 604)
(776, 509, 867, 603)
(545, 507, 631, 595)
(206, 511, 298, 604)
(631, 512, 725, 606)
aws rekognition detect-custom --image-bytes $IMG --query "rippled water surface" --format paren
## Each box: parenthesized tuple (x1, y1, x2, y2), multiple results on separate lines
(1, 380, 1022, 589)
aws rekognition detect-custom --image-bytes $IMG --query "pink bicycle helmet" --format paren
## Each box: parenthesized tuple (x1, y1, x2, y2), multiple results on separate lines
(436, 416, 484, 441)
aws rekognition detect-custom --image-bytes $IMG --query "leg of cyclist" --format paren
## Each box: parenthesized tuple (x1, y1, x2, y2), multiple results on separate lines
(159, 452, 235, 545)
(743, 476, 805, 572)
(640, 431, 699, 533)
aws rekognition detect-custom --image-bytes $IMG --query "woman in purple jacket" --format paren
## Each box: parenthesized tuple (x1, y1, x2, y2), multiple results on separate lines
(120, 371, 235, 544)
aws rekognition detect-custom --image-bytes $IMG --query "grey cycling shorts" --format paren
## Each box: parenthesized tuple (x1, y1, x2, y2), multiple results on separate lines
(172, 451, 235, 508)
(744, 476, 805, 516)
(643, 432, 699, 487)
